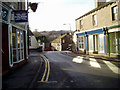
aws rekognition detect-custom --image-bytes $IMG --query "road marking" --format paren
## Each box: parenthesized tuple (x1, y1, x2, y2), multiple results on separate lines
(89, 58, 101, 68)
(72, 56, 83, 63)
(39, 54, 50, 83)
(103, 60, 120, 74)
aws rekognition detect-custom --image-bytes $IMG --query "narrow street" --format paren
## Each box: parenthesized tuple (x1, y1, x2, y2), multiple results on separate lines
(35, 51, 119, 88)
(2, 51, 120, 89)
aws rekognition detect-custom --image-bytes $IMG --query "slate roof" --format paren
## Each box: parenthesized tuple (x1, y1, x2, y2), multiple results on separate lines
(51, 34, 67, 43)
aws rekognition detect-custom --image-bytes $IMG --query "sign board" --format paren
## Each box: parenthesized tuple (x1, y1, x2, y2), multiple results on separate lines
(1, 7, 9, 22)
(14, 10, 28, 23)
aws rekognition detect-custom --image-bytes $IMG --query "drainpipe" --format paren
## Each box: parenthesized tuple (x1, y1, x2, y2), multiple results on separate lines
(106, 28, 110, 56)
(77, 35, 79, 52)
(103, 28, 107, 56)
(85, 32, 89, 54)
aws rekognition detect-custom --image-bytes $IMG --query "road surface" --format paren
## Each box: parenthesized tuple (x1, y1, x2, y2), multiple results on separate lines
(35, 51, 120, 88)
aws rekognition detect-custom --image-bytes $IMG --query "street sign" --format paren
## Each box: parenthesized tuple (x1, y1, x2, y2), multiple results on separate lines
(14, 10, 28, 23)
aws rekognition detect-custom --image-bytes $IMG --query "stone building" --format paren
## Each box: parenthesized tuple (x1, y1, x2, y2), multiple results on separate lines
(51, 33, 72, 51)
(74, 0, 120, 57)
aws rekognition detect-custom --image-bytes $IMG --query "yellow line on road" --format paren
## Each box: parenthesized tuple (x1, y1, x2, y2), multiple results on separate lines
(39, 54, 50, 83)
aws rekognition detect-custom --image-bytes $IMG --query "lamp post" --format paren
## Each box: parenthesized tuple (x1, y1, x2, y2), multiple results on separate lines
(63, 23, 71, 32)
(27, 0, 39, 55)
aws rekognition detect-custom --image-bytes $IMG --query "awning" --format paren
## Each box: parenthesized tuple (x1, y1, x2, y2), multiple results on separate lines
(76, 28, 103, 36)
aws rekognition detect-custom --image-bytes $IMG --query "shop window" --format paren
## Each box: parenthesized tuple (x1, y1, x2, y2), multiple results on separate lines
(110, 32, 120, 54)
(78, 36, 84, 50)
(112, 6, 118, 21)
(89, 35, 93, 52)
(12, 28, 17, 62)
(98, 34, 104, 53)
(12, 28, 24, 63)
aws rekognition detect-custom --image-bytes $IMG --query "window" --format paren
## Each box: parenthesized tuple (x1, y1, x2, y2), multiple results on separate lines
(78, 36, 84, 49)
(112, 6, 118, 21)
(80, 20, 83, 29)
(93, 35, 98, 52)
(110, 32, 120, 54)
(98, 34, 104, 53)
(62, 39, 65, 43)
(89, 35, 93, 52)
(93, 14, 97, 26)
(12, 28, 24, 63)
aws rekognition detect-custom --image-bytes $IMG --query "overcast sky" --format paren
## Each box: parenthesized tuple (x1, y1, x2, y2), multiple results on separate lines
(28, 0, 110, 31)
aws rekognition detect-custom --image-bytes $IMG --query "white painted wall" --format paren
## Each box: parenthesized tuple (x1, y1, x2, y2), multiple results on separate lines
(29, 36, 38, 49)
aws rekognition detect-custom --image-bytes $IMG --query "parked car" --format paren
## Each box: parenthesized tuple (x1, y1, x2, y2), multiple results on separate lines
(66, 44, 72, 51)
(44, 47, 51, 51)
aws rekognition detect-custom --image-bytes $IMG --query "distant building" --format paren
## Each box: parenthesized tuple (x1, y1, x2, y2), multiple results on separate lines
(51, 33, 72, 51)
(29, 30, 38, 49)
(74, 0, 120, 57)
(1, 1, 28, 75)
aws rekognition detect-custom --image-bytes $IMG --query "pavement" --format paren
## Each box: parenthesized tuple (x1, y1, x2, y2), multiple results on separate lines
(2, 52, 44, 89)
(63, 51, 120, 62)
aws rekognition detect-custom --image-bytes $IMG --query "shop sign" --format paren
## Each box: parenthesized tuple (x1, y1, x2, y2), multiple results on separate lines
(1, 7, 9, 21)
(14, 10, 28, 23)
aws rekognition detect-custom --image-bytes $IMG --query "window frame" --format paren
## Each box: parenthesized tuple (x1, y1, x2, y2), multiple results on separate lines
(92, 14, 97, 26)
(80, 19, 83, 29)
(112, 5, 118, 21)
(78, 36, 84, 50)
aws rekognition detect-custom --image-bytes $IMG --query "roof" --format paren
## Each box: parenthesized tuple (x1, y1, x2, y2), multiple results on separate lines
(51, 34, 67, 43)
(29, 30, 34, 36)
(76, 1, 116, 20)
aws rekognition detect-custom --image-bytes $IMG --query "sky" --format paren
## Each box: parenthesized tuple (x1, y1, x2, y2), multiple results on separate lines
(28, 0, 109, 31)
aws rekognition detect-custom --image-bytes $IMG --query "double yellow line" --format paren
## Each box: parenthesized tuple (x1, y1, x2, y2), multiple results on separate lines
(38, 54, 50, 83)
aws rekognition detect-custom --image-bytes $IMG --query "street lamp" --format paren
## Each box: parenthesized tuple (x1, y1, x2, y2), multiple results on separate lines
(27, 0, 39, 55)
(63, 23, 71, 32)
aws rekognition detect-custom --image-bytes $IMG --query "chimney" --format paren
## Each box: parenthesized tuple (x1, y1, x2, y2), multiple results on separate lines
(95, 0, 106, 8)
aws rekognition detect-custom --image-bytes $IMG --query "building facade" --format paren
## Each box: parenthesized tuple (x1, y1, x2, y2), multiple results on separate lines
(75, 0, 120, 57)
(0, 1, 28, 75)
(51, 34, 72, 51)
(29, 30, 38, 49)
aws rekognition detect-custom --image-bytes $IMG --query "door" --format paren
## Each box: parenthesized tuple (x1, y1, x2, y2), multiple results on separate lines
(93, 35, 98, 53)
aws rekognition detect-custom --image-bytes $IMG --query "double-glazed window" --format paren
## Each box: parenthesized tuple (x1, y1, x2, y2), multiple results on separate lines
(112, 6, 118, 21)
(93, 14, 97, 26)
(78, 36, 84, 49)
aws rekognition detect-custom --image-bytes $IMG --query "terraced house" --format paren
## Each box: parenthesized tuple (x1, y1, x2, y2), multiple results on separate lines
(0, 1, 28, 75)
(74, 0, 120, 57)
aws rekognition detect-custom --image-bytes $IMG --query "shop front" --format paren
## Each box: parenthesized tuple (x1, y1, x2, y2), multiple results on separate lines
(1, 3, 28, 75)
(107, 28, 120, 57)
(76, 28, 106, 55)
